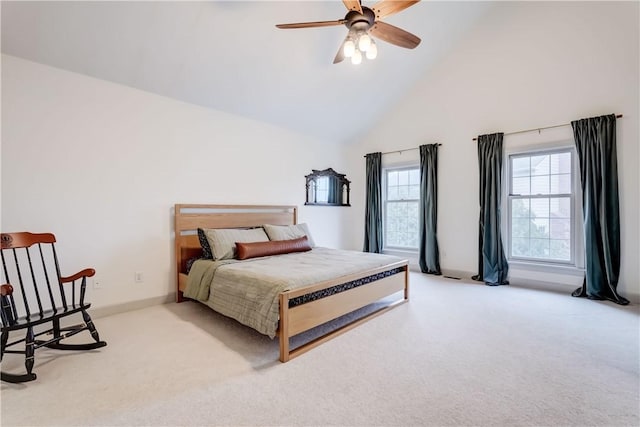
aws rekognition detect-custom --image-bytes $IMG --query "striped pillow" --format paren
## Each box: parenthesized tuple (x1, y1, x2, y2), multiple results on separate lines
(263, 223, 316, 247)
(203, 228, 270, 260)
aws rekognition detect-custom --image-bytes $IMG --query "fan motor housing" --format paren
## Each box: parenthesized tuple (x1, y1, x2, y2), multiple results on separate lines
(344, 7, 375, 31)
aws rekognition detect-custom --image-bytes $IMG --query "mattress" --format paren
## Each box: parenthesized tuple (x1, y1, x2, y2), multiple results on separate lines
(184, 247, 403, 338)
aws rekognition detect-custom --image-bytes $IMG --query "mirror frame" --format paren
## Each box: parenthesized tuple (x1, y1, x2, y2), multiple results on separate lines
(305, 168, 351, 207)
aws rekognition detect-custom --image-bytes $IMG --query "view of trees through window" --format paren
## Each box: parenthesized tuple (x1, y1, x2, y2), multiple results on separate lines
(385, 167, 420, 249)
(509, 150, 573, 262)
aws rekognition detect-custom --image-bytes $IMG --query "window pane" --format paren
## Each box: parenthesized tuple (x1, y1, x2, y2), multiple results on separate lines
(398, 212, 407, 230)
(531, 218, 549, 238)
(530, 238, 550, 258)
(409, 185, 420, 199)
(512, 238, 530, 257)
(550, 152, 571, 174)
(511, 199, 530, 217)
(530, 198, 549, 218)
(550, 174, 571, 194)
(512, 218, 530, 238)
(512, 157, 530, 177)
(531, 155, 550, 175)
(550, 239, 571, 260)
(388, 186, 398, 200)
(398, 186, 409, 199)
(386, 217, 397, 231)
(550, 197, 570, 218)
(550, 218, 571, 239)
(408, 201, 419, 217)
(386, 202, 395, 215)
(513, 177, 530, 195)
(398, 170, 409, 185)
(388, 171, 398, 186)
(385, 200, 419, 249)
(408, 218, 418, 233)
(409, 169, 420, 185)
(531, 175, 550, 195)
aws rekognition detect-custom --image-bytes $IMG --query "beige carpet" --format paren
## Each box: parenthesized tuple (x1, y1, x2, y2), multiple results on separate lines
(1, 273, 638, 426)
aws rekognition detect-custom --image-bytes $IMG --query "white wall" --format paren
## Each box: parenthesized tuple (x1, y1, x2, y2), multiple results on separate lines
(346, 1, 640, 300)
(1, 55, 348, 309)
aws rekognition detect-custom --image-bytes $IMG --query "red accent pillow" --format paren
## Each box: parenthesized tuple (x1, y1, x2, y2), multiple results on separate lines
(235, 236, 312, 260)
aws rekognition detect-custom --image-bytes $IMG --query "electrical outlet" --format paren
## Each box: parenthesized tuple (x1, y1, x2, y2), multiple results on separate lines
(93, 279, 102, 290)
(134, 272, 144, 283)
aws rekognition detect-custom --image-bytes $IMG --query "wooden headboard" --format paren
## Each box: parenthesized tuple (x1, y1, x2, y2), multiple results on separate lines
(174, 204, 297, 301)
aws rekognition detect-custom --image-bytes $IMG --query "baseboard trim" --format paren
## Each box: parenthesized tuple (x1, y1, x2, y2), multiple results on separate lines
(432, 270, 639, 304)
(90, 294, 175, 319)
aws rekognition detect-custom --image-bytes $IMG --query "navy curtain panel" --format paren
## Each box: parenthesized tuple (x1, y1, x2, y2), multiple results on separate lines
(472, 133, 509, 286)
(363, 152, 383, 253)
(419, 144, 441, 274)
(571, 114, 628, 305)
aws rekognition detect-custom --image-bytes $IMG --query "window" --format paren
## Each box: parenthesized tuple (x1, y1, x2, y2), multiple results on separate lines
(384, 166, 420, 250)
(507, 148, 576, 264)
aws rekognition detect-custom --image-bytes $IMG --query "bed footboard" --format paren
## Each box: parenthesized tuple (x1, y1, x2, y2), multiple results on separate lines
(278, 262, 409, 362)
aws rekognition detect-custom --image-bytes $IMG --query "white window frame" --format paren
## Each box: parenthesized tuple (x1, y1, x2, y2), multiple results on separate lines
(382, 164, 420, 253)
(504, 142, 585, 273)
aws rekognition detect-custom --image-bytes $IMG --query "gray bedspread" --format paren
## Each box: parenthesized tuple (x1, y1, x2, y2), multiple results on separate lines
(184, 247, 403, 338)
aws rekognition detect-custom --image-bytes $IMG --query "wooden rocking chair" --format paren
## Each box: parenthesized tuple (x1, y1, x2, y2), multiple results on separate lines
(1, 232, 106, 383)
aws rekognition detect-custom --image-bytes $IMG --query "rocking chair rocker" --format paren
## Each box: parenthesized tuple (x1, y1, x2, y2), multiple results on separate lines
(1, 232, 107, 383)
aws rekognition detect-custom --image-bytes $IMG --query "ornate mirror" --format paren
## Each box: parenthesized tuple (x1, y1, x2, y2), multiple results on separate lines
(305, 168, 351, 206)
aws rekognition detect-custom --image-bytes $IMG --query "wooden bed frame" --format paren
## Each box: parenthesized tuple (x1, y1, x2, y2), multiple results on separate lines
(174, 204, 409, 362)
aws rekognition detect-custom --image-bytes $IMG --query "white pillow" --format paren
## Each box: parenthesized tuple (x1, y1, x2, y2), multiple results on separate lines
(203, 228, 270, 260)
(263, 223, 316, 248)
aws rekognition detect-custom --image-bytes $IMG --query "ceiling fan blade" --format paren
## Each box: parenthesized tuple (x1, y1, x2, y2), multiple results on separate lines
(342, 0, 363, 14)
(333, 38, 347, 64)
(370, 21, 421, 49)
(276, 19, 346, 29)
(371, 0, 420, 19)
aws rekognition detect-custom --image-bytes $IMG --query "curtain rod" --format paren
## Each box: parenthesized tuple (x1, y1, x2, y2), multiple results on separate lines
(472, 114, 623, 141)
(363, 144, 442, 158)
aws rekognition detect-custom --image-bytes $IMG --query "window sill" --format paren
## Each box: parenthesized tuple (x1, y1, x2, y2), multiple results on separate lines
(508, 259, 585, 277)
(383, 248, 418, 257)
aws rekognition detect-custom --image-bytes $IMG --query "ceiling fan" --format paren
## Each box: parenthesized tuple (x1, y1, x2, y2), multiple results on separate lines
(276, 0, 421, 64)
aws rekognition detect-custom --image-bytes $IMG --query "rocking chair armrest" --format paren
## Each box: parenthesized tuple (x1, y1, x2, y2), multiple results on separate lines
(60, 268, 96, 283)
(1, 283, 13, 296)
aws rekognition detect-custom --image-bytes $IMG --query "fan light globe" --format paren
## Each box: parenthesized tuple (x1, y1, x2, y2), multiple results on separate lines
(351, 49, 362, 65)
(343, 40, 356, 58)
(358, 33, 372, 52)
(366, 42, 377, 60)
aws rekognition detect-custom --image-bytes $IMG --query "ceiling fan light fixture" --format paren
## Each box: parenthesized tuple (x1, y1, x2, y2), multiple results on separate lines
(351, 49, 362, 65)
(275, 0, 422, 64)
(343, 39, 356, 58)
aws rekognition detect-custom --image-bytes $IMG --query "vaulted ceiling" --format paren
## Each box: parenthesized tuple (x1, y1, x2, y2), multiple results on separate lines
(1, 1, 492, 143)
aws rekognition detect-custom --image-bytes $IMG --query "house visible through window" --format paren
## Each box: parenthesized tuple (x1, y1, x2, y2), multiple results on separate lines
(384, 166, 420, 250)
(508, 148, 575, 264)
